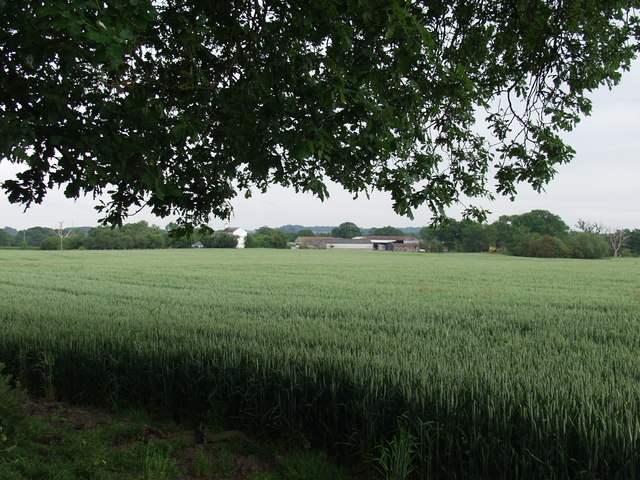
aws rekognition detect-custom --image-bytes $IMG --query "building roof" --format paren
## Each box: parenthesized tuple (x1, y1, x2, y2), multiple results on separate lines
(326, 238, 372, 244)
(365, 236, 419, 243)
(296, 236, 334, 242)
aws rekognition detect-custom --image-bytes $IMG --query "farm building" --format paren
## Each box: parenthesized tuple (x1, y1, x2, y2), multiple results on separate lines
(215, 226, 247, 248)
(365, 236, 420, 253)
(295, 237, 334, 249)
(293, 235, 419, 252)
(325, 238, 373, 250)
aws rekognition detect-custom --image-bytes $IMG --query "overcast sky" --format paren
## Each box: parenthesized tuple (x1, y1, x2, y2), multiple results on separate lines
(2, 60, 639, 231)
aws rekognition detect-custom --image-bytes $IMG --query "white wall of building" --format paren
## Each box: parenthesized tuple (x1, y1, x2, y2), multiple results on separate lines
(326, 243, 372, 250)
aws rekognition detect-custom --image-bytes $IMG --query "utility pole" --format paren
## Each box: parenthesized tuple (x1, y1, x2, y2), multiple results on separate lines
(57, 221, 72, 250)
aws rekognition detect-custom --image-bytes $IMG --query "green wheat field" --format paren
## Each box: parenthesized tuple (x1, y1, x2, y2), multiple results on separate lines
(1, 249, 639, 478)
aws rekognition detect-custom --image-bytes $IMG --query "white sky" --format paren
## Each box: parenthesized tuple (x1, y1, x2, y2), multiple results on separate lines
(1, 60, 639, 231)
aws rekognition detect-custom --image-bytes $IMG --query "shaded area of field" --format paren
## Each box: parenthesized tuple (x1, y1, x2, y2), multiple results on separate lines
(1, 250, 639, 478)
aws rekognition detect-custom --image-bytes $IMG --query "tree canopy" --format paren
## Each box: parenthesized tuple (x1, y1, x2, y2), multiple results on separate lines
(2, 1, 639, 230)
(86, 220, 165, 249)
(497, 210, 569, 238)
(370, 226, 405, 236)
(212, 232, 238, 248)
(331, 222, 362, 239)
(0, 228, 11, 246)
(11, 226, 55, 247)
(246, 226, 289, 248)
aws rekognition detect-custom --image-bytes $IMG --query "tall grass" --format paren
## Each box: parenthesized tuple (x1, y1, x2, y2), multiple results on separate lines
(1, 250, 639, 478)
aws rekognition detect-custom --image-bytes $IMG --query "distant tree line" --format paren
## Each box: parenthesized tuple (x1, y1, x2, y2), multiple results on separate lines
(2, 211, 639, 258)
(418, 210, 639, 259)
(0, 221, 226, 250)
